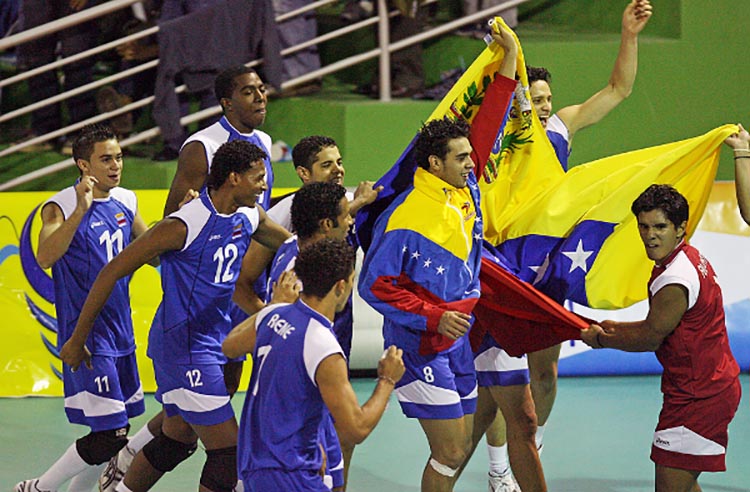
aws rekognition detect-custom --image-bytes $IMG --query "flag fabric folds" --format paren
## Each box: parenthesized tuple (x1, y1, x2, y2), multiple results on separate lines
(356, 15, 735, 354)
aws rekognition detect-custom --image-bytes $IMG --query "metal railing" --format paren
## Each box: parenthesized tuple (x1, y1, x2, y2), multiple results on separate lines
(0, 0, 526, 190)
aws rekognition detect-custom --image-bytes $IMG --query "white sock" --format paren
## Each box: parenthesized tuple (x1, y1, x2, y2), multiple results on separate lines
(115, 482, 134, 492)
(126, 424, 156, 454)
(66, 463, 105, 492)
(535, 425, 545, 451)
(36, 443, 90, 491)
(487, 443, 510, 477)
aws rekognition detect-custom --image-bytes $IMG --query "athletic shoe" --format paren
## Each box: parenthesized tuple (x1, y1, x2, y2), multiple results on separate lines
(488, 472, 520, 492)
(98, 446, 136, 492)
(13, 479, 55, 492)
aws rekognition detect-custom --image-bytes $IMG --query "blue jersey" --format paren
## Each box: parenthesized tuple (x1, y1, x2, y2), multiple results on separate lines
(147, 190, 259, 365)
(266, 235, 354, 357)
(238, 300, 343, 477)
(47, 186, 137, 356)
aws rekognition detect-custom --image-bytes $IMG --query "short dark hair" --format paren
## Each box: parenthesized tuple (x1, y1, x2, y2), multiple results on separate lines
(295, 238, 356, 298)
(292, 135, 338, 171)
(526, 66, 551, 85)
(72, 123, 118, 162)
(631, 184, 689, 227)
(413, 117, 471, 170)
(214, 65, 258, 104)
(291, 182, 347, 239)
(207, 140, 267, 189)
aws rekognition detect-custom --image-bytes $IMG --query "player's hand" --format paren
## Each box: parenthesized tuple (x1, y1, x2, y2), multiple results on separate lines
(178, 189, 199, 209)
(724, 123, 750, 151)
(352, 181, 383, 208)
(580, 323, 606, 349)
(623, 0, 652, 36)
(437, 311, 471, 340)
(377, 345, 405, 384)
(74, 173, 97, 214)
(60, 339, 93, 371)
(270, 270, 301, 304)
(490, 22, 518, 56)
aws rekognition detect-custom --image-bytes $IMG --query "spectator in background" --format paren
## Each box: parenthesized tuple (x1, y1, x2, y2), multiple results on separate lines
(16, 0, 101, 154)
(272, 0, 322, 97)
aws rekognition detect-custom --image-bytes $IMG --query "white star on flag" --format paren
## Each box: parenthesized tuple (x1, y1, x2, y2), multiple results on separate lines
(529, 253, 550, 285)
(411, 251, 421, 259)
(436, 265, 445, 275)
(562, 239, 593, 273)
(402, 245, 408, 253)
(423, 258, 432, 268)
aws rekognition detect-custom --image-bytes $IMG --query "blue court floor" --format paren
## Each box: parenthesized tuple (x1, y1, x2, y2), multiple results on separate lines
(3, 374, 748, 491)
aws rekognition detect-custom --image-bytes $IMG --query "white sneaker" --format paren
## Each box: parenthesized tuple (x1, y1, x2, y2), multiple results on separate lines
(14, 479, 55, 492)
(488, 472, 520, 492)
(98, 446, 136, 492)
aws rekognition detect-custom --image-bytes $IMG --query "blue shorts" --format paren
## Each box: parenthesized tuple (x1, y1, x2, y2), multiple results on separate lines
(473, 334, 530, 388)
(243, 468, 330, 492)
(63, 353, 145, 432)
(320, 413, 343, 489)
(395, 340, 477, 419)
(153, 360, 234, 426)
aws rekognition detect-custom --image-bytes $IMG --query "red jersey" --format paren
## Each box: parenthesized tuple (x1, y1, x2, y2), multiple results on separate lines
(648, 242, 740, 403)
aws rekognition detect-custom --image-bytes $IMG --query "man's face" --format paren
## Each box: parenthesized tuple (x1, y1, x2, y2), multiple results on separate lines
(430, 137, 474, 188)
(324, 196, 353, 241)
(223, 72, 267, 132)
(530, 80, 553, 128)
(299, 146, 345, 186)
(78, 139, 123, 193)
(637, 209, 686, 264)
(235, 161, 268, 207)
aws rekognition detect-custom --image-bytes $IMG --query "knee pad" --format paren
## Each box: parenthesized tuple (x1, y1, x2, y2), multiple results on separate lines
(429, 457, 458, 478)
(200, 446, 237, 492)
(142, 434, 197, 472)
(76, 426, 130, 465)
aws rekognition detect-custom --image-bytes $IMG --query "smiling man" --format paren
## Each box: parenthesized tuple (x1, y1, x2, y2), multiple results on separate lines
(580, 184, 741, 492)
(358, 117, 484, 492)
(15, 124, 150, 492)
(527, 0, 652, 171)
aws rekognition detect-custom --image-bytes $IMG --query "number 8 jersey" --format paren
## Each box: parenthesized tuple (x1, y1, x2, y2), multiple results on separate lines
(46, 185, 137, 357)
(148, 190, 259, 365)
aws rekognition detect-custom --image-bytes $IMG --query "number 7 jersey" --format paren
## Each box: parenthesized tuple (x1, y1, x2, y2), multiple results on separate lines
(148, 190, 259, 365)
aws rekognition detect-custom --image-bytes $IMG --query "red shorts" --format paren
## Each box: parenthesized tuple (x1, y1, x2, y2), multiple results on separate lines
(651, 378, 741, 472)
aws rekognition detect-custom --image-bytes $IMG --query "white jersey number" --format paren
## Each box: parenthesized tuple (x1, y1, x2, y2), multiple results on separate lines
(99, 229, 124, 263)
(212, 243, 239, 283)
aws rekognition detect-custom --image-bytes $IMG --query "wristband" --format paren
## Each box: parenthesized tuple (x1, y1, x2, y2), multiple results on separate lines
(734, 155, 750, 160)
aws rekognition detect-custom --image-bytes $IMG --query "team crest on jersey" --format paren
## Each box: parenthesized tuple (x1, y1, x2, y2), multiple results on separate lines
(115, 212, 127, 227)
(232, 224, 243, 240)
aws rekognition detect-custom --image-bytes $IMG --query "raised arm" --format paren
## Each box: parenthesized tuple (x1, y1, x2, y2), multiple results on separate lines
(317, 346, 405, 446)
(556, 0, 652, 139)
(724, 124, 750, 225)
(580, 283, 687, 352)
(163, 141, 209, 216)
(37, 175, 96, 269)
(60, 218, 187, 370)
